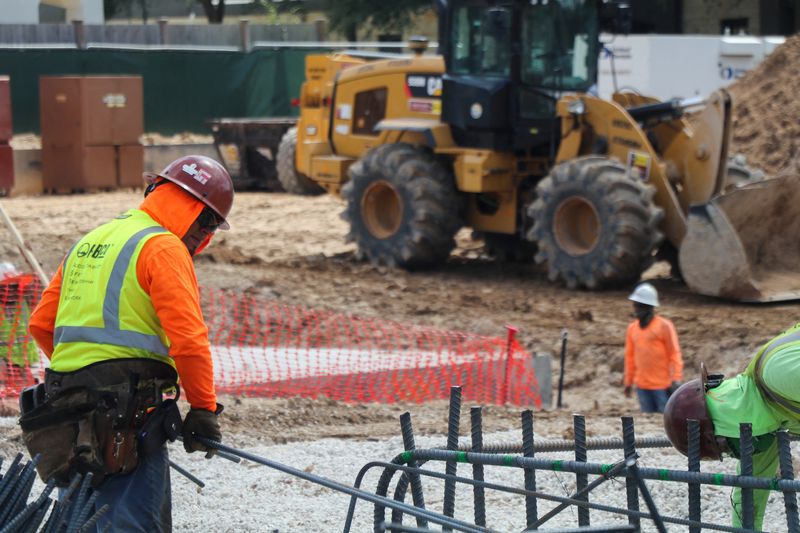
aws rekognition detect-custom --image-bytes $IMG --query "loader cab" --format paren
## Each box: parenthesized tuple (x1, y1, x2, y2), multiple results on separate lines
(439, 0, 621, 152)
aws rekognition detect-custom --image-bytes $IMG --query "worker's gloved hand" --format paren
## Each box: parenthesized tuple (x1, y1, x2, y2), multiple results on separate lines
(182, 404, 223, 458)
(623, 386, 632, 398)
(667, 381, 681, 396)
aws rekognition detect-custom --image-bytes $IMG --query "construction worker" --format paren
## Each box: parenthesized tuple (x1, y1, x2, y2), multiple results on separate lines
(664, 323, 800, 530)
(24, 155, 233, 532)
(623, 282, 683, 413)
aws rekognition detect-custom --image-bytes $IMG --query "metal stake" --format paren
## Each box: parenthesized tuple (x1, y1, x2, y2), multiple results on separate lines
(557, 329, 568, 408)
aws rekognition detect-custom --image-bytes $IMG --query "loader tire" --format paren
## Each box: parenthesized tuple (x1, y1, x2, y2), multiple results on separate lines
(527, 156, 663, 289)
(343, 143, 461, 268)
(276, 127, 324, 195)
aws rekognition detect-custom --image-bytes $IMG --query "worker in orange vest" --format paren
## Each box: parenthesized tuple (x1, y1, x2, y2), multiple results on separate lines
(623, 282, 684, 413)
(25, 155, 233, 532)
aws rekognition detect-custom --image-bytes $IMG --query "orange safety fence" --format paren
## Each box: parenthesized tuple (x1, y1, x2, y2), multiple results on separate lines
(0, 273, 542, 407)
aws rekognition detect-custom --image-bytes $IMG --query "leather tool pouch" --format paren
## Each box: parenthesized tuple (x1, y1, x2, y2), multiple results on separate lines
(138, 399, 182, 457)
(19, 387, 100, 487)
(19, 359, 178, 488)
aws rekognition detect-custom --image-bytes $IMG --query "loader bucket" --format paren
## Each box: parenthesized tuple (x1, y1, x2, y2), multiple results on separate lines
(679, 173, 800, 302)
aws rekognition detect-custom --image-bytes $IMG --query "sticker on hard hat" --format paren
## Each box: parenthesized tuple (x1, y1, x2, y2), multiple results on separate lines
(182, 163, 211, 185)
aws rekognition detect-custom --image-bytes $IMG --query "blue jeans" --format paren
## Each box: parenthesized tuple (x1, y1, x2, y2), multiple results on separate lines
(636, 388, 669, 413)
(92, 446, 172, 532)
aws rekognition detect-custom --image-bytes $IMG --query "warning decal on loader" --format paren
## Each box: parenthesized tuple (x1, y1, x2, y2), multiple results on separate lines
(627, 151, 652, 181)
(405, 74, 442, 98)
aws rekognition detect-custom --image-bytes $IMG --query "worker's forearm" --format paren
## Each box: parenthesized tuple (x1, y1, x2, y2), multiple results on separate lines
(173, 352, 217, 411)
(28, 323, 54, 358)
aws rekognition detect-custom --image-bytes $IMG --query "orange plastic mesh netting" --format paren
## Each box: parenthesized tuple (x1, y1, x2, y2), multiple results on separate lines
(0, 275, 542, 407)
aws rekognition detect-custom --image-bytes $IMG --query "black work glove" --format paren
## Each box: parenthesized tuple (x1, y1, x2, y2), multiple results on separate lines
(182, 404, 223, 457)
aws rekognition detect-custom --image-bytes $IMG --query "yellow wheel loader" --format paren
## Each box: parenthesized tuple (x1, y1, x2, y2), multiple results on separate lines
(279, 0, 799, 302)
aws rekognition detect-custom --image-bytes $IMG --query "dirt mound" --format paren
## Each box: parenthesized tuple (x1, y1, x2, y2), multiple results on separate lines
(728, 34, 800, 176)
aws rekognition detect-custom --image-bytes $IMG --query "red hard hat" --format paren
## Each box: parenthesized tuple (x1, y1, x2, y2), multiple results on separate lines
(144, 155, 234, 230)
(663, 363, 723, 460)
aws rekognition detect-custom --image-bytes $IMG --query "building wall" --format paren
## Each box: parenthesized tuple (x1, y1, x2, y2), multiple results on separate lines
(43, 0, 104, 24)
(1, 0, 39, 24)
(683, 0, 761, 35)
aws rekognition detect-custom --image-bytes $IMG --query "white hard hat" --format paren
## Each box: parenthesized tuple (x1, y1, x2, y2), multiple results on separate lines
(0, 262, 18, 280)
(628, 282, 659, 307)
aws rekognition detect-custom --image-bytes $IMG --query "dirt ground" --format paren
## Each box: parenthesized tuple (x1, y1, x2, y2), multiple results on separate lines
(0, 189, 793, 450)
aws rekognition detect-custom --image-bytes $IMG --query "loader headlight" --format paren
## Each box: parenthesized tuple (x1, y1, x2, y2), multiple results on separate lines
(567, 99, 586, 115)
(470, 102, 483, 119)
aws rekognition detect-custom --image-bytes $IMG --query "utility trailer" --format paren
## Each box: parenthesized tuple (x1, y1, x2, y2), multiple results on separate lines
(208, 117, 297, 191)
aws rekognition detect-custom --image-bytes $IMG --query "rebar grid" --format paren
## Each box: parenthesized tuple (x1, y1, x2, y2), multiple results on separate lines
(191, 387, 799, 533)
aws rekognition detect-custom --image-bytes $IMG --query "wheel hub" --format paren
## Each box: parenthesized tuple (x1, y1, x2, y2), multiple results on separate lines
(553, 196, 600, 256)
(361, 180, 403, 239)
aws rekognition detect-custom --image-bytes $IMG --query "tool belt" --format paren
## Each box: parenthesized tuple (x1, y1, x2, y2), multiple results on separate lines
(18, 358, 181, 487)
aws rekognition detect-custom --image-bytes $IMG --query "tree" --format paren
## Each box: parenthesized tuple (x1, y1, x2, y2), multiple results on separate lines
(321, 0, 431, 42)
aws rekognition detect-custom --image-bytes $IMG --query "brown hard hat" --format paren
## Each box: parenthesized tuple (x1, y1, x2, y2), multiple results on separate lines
(663, 363, 723, 460)
(144, 155, 234, 230)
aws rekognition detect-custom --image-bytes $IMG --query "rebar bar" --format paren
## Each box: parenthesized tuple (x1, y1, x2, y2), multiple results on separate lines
(399, 448, 800, 491)
(470, 407, 486, 528)
(455, 435, 672, 455)
(739, 423, 754, 530)
(442, 385, 462, 531)
(0, 456, 38, 526)
(777, 429, 800, 533)
(627, 457, 667, 533)
(398, 412, 427, 529)
(574, 414, 589, 527)
(169, 459, 205, 488)
(687, 419, 701, 533)
(0, 478, 54, 533)
(620, 417, 639, 531)
(521, 410, 537, 529)
(0, 457, 107, 533)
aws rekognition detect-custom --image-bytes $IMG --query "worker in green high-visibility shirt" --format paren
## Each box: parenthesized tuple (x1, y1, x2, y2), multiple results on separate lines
(664, 324, 800, 530)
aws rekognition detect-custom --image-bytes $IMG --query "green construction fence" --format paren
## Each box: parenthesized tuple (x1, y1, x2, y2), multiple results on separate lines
(0, 47, 322, 135)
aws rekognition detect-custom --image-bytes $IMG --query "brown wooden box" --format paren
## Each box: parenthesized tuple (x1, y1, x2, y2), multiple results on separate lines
(0, 144, 13, 193)
(117, 144, 144, 188)
(42, 144, 116, 191)
(40, 76, 144, 146)
(0, 77, 11, 142)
